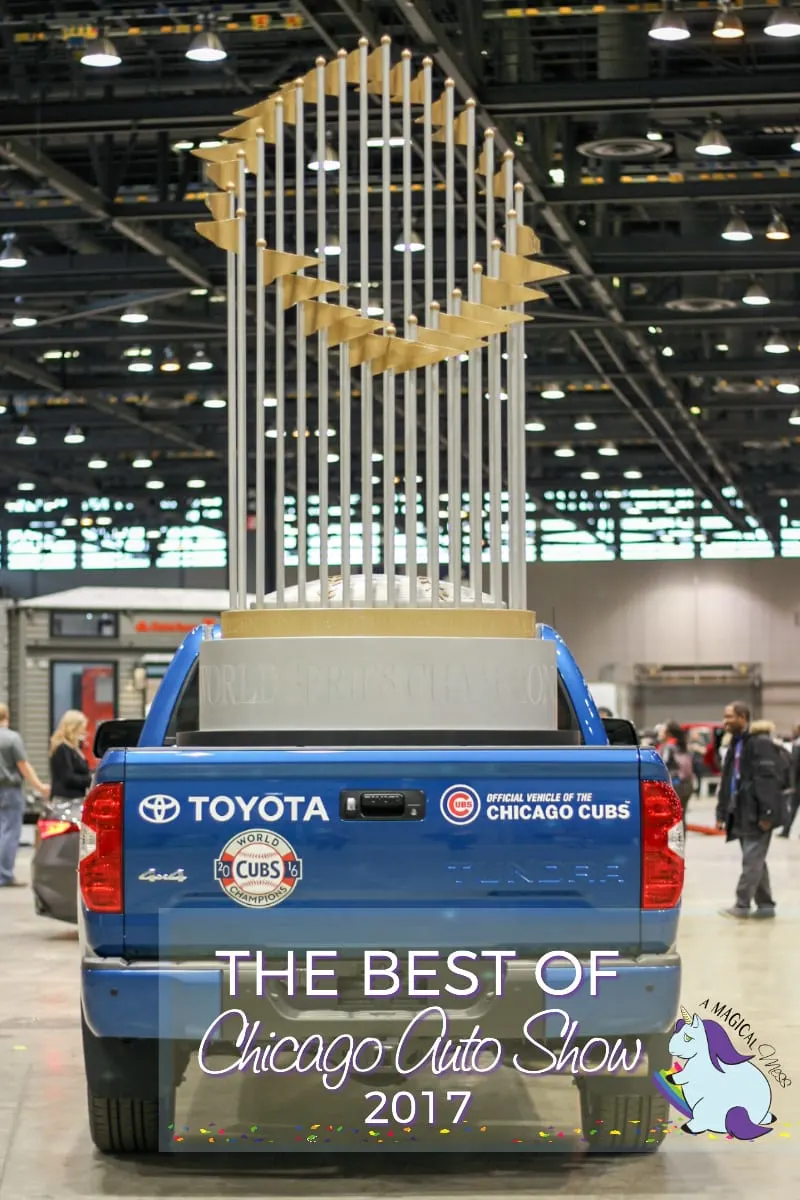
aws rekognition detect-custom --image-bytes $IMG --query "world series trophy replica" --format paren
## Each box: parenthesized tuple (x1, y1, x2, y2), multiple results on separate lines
(190, 37, 569, 741)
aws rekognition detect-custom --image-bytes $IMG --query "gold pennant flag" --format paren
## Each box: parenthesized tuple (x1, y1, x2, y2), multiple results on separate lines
(499, 252, 568, 287)
(459, 300, 531, 330)
(349, 332, 393, 368)
(280, 84, 298, 125)
(493, 168, 508, 199)
(481, 276, 548, 307)
(197, 140, 258, 176)
(432, 113, 470, 145)
(413, 326, 487, 355)
(328, 314, 387, 347)
(408, 70, 425, 104)
(416, 91, 449, 125)
(372, 339, 450, 376)
(220, 109, 277, 143)
(195, 218, 241, 254)
(477, 145, 493, 176)
(516, 223, 541, 257)
(325, 58, 343, 95)
(204, 191, 230, 220)
(365, 47, 386, 94)
(389, 61, 405, 101)
(346, 46, 361, 85)
(206, 158, 239, 190)
(262, 249, 321, 286)
(303, 64, 322, 102)
(303, 301, 358, 337)
(437, 311, 500, 340)
(281, 275, 344, 310)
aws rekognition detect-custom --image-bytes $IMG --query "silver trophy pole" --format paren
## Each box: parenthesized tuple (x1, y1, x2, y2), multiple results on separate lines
(254, 125, 267, 607)
(235, 149, 248, 608)
(484, 130, 502, 608)
(274, 96, 286, 607)
(316, 57, 330, 608)
(465, 99, 482, 607)
(358, 38, 374, 606)
(422, 57, 438, 606)
(381, 35, 395, 606)
(337, 48, 351, 607)
(226, 184, 238, 611)
(444, 80, 460, 604)
(504, 149, 521, 609)
(429, 300, 441, 606)
(295, 78, 308, 607)
(402, 49, 417, 606)
(513, 181, 528, 612)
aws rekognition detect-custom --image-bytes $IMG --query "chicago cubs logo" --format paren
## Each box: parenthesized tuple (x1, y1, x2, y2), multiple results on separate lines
(440, 784, 481, 826)
(213, 828, 303, 908)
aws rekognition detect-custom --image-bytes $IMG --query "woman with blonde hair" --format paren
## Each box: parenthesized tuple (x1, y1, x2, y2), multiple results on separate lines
(49, 709, 91, 804)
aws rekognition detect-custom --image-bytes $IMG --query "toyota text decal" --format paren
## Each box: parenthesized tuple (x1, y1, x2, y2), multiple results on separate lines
(138, 794, 181, 824)
(440, 784, 481, 826)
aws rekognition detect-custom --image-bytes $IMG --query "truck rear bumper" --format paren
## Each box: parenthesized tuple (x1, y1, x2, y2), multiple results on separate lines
(81, 951, 680, 1042)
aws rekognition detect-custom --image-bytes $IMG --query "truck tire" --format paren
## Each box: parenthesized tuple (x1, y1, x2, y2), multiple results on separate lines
(578, 1077, 670, 1154)
(82, 1014, 183, 1154)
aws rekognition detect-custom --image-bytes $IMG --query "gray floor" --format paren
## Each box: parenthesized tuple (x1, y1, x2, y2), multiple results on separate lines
(2, 798, 799, 1198)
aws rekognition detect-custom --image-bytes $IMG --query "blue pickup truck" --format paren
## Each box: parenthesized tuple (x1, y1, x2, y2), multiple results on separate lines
(79, 621, 684, 1155)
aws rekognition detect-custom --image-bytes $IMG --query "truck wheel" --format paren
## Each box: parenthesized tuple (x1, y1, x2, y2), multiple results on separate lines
(578, 1077, 671, 1154)
(82, 1013, 185, 1154)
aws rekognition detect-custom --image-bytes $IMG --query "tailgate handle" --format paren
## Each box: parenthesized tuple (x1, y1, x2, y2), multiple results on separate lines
(340, 790, 426, 820)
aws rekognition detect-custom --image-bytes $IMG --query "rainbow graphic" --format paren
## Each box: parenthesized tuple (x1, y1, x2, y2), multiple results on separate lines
(653, 1065, 693, 1119)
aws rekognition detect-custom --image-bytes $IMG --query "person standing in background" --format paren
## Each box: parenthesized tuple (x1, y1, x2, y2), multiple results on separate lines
(716, 701, 782, 920)
(0, 703, 50, 888)
(779, 722, 800, 838)
(49, 710, 92, 804)
(660, 721, 694, 830)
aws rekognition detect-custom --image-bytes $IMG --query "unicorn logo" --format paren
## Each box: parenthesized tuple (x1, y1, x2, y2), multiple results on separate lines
(653, 1007, 776, 1140)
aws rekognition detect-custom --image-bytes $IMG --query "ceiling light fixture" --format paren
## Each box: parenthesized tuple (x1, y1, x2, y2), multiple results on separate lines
(766, 211, 791, 241)
(742, 280, 771, 306)
(145, 478, 165, 490)
(695, 119, 732, 157)
(64, 425, 85, 444)
(128, 358, 154, 373)
(789, 408, 800, 425)
(308, 137, 340, 172)
(791, 134, 800, 153)
(661, 345, 675, 357)
(186, 30, 227, 63)
(554, 444, 576, 458)
(203, 394, 226, 408)
(17, 481, 35, 491)
(524, 417, 547, 432)
(316, 239, 341, 257)
(764, 331, 791, 354)
(190, 286, 208, 296)
(0, 233, 26, 269)
(132, 455, 153, 469)
(648, 2, 691, 41)
(186, 478, 206, 489)
(764, 5, 800, 37)
(777, 381, 800, 395)
(624, 468, 643, 480)
(160, 347, 181, 372)
(715, 340, 730, 351)
(11, 310, 36, 328)
(581, 469, 600, 481)
(541, 384, 565, 400)
(88, 456, 108, 469)
(721, 212, 753, 242)
(16, 426, 36, 445)
(366, 135, 406, 148)
(574, 415, 597, 431)
(646, 124, 664, 142)
(172, 138, 195, 152)
(598, 441, 620, 456)
(263, 396, 278, 408)
(120, 302, 148, 324)
(713, 2, 745, 40)
(80, 35, 122, 68)
(187, 347, 214, 371)
(393, 230, 425, 252)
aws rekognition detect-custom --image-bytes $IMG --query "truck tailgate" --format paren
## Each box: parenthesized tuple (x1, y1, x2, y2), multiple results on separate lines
(117, 746, 646, 957)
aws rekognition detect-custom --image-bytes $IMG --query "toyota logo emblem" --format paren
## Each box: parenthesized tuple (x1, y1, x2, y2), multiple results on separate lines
(139, 794, 181, 824)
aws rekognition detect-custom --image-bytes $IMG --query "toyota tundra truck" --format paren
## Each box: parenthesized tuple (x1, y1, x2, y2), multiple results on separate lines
(79, 622, 684, 1155)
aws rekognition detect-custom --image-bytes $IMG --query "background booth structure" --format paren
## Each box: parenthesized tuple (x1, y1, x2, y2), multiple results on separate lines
(6, 587, 226, 777)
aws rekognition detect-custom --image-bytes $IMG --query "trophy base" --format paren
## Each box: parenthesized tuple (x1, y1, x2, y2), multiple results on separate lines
(220, 606, 535, 640)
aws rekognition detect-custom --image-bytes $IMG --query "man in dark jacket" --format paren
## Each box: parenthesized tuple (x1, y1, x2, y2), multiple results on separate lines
(715, 701, 782, 919)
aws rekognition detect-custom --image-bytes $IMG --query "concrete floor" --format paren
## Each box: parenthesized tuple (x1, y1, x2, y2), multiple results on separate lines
(1, 798, 799, 1199)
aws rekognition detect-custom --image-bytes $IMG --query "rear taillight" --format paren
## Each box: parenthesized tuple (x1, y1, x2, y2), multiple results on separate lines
(641, 779, 685, 910)
(37, 818, 78, 840)
(79, 782, 123, 913)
